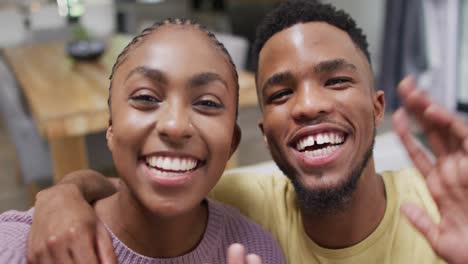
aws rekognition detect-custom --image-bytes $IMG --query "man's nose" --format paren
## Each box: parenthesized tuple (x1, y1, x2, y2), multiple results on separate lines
(291, 82, 333, 121)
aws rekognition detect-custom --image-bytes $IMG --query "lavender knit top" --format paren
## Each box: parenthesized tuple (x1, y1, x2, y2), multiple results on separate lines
(0, 199, 285, 264)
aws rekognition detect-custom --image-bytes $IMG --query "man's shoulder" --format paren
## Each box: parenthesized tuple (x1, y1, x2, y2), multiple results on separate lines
(211, 170, 294, 217)
(381, 168, 428, 193)
(382, 168, 439, 218)
(217, 169, 292, 195)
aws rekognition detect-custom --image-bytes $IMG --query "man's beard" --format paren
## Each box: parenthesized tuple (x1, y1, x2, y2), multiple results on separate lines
(271, 128, 376, 216)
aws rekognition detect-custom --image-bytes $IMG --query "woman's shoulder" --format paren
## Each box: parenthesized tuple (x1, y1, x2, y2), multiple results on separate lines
(0, 208, 33, 263)
(207, 199, 285, 263)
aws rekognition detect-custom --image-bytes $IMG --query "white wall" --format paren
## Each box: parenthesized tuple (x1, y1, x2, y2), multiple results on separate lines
(322, 0, 386, 75)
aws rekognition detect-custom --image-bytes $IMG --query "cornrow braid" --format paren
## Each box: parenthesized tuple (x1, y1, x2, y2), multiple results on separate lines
(107, 18, 240, 125)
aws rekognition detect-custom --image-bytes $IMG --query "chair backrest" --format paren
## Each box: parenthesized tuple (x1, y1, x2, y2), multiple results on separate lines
(0, 59, 52, 183)
(0, 8, 27, 47)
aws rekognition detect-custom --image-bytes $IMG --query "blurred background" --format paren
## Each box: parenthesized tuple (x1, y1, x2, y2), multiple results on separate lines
(0, 0, 467, 213)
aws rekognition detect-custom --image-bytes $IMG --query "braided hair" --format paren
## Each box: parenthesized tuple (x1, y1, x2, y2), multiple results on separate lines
(108, 18, 239, 124)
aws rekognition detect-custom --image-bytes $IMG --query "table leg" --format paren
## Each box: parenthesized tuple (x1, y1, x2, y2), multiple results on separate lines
(49, 136, 89, 183)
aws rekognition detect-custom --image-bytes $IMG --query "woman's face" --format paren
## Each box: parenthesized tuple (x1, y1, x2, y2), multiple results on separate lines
(107, 25, 240, 216)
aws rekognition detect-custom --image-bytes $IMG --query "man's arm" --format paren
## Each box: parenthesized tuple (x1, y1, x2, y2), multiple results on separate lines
(27, 170, 118, 264)
(394, 76, 468, 264)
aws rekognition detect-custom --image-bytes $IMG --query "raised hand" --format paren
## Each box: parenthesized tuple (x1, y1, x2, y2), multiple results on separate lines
(227, 244, 263, 264)
(393, 76, 468, 264)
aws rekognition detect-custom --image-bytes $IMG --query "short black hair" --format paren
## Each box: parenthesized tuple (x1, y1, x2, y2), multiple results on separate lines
(253, 0, 371, 65)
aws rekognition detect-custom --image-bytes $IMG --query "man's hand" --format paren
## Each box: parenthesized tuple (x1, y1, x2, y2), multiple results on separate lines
(27, 170, 117, 264)
(227, 244, 262, 264)
(393, 76, 468, 264)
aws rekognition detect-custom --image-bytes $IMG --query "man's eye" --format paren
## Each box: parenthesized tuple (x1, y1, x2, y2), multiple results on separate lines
(196, 99, 223, 109)
(325, 77, 352, 87)
(268, 89, 292, 103)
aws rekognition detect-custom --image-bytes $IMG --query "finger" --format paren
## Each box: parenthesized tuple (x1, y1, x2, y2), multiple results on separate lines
(439, 156, 460, 189)
(397, 75, 418, 100)
(96, 221, 117, 264)
(401, 203, 439, 247)
(396, 77, 461, 153)
(35, 250, 55, 264)
(424, 104, 468, 145)
(47, 236, 74, 263)
(459, 155, 468, 187)
(227, 243, 246, 264)
(246, 254, 263, 264)
(393, 108, 433, 176)
(397, 76, 431, 119)
(68, 228, 99, 264)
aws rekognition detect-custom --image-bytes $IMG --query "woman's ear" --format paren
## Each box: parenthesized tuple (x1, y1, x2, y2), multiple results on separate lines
(106, 125, 114, 152)
(229, 124, 242, 157)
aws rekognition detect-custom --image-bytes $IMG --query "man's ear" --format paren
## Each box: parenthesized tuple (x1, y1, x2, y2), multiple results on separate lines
(258, 120, 269, 149)
(106, 125, 114, 152)
(373, 90, 386, 126)
(229, 124, 242, 157)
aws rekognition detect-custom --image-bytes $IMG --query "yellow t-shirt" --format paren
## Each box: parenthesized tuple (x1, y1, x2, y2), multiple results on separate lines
(210, 168, 444, 264)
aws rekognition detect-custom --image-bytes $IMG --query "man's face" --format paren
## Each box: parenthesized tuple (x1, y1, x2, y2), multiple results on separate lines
(257, 22, 385, 213)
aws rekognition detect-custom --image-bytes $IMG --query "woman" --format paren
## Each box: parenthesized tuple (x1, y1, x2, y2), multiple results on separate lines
(0, 18, 284, 264)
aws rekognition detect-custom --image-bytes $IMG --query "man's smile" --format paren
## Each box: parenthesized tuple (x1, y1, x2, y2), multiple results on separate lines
(288, 124, 351, 168)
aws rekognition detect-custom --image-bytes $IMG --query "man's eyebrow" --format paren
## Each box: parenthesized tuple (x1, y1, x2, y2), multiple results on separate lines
(314, 59, 357, 74)
(188, 72, 228, 90)
(261, 71, 295, 95)
(125, 66, 167, 84)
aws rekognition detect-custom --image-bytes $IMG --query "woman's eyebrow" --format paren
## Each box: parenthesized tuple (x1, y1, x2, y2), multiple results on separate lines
(125, 66, 168, 84)
(188, 72, 228, 90)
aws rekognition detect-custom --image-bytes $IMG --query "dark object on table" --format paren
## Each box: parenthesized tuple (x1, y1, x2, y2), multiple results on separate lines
(66, 40, 106, 61)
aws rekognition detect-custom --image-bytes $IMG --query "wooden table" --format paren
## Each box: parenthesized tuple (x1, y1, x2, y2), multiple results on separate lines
(2, 35, 258, 182)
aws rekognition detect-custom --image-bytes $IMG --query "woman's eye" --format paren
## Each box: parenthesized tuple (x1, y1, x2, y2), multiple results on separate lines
(268, 89, 293, 103)
(325, 77, 352, 87)
(196, 99, 223, 109)
(129, 94, 160, 103)
(129, 94, 161, 110)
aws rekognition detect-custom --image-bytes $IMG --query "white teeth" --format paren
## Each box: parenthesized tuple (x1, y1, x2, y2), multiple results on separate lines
(316, 134, 323, 144)
(304, 145, 340, 157)
(181, 159, 188, 170)
(296, 132, 345, 151)
(162, 157, 171, 169)
(146, 156, 198, 172)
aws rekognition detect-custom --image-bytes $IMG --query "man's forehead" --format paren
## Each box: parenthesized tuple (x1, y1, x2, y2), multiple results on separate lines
(261, 22, 355, 57)
(258, 22, 368, 77)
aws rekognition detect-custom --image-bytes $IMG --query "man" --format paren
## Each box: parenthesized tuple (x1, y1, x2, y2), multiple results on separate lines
(26, 1, 468, 263)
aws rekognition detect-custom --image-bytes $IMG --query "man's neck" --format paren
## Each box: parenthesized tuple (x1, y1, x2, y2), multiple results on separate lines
(300, 162, 386, 249)
(95, 185, 208, 258)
